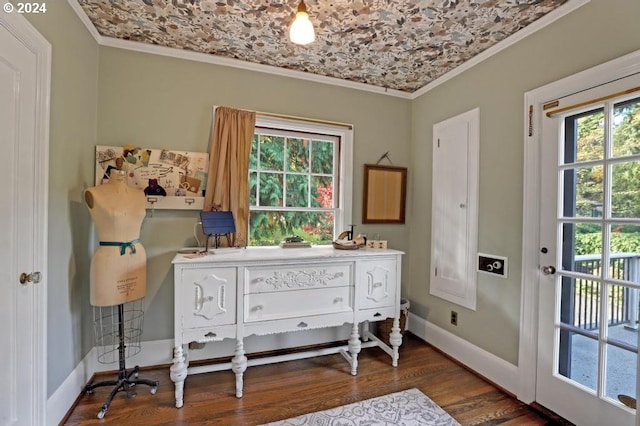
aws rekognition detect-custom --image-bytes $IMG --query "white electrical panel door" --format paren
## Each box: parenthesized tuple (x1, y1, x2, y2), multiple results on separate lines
(430, 108, 479, 310)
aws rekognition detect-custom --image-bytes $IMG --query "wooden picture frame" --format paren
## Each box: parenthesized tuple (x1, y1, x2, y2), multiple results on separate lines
(362, 164, 407, 224)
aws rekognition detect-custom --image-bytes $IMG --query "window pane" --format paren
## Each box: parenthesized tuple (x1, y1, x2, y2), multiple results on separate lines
(608, 224, 640, 284)
(560, 329, 598, 392)
(611, 160, 640, 219)
(605, 344, 637, 403)
(259, 172, 283, 206)
(562, 275, 601, 332)
(300, 211, 334, 244)
(606, 284, 640, 343)
(249, 210, 283, 246)
(565, 110, 604, 164)
(607, 283, 629, 330)
(248, 123, 344, 246)
(311, 176, 334, 208)
(249, 171, 257, 205)
(259, 135, 284, 171)
(286, 138, 309, 172)
(249, 210, 334, 246)
(564, 166, 604, 218)
(567, 222, 602, 263)
(250, 134, 258, 170)
(311, 140, 334, 174)
(563, 222, 603, 331)
(612, 98, 640, 158)
(286, 174, 309, 207)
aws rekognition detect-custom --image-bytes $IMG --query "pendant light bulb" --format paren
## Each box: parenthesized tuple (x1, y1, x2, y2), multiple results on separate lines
(289, 0, 315, 45)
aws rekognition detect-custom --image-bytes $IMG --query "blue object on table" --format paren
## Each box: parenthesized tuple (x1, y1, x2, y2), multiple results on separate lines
(200, 211, 236, 250)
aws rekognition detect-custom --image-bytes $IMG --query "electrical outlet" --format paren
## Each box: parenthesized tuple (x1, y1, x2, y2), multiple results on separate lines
(450, 311, 458, 326)
(478, 253, 508, 278)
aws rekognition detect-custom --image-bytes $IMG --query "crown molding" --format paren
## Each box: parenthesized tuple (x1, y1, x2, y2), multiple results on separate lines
(68, 0, 589, 100)
(67, 0, 103, 42)
(102, 36, 414, 99)
(66, 0, 411, 99)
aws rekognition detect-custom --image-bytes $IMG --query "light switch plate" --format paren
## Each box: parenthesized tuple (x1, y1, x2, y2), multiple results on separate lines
(477, 253, 508, 278)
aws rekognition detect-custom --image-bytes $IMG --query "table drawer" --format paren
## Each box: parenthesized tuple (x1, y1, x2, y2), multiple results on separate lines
(244, 311, 353, 337)
(246, 263, 352, 294)
(357, 259, 397, 309)
(245, 287, 352, 322)
(183, 324, 236, 344)
(357, 306, 397, 323)
(181, 268, 236, 328)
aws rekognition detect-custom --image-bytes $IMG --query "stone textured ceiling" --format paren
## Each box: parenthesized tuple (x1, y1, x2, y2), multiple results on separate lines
(76, 0, 569, 93)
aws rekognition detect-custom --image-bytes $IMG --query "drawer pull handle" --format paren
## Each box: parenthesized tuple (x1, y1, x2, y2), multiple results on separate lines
(373, 312, 382, 317)
(194, 284, 204, 312)
(195, 284, 226, 314)
(205, 332, 217, 338)
(253, 305, 263, 311)
(218, 284, 227, 312)
(297, 322, 308, 328)
(334, 297, 343, 304)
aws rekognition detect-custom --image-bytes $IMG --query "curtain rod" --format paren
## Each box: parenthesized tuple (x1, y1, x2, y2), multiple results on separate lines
(213, 105, 353, 130)
(545, 86, 640, 117)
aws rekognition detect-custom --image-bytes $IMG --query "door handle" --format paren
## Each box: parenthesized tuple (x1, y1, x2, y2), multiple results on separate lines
(541, 265, 556, 275)
(19, 271, 41, 285)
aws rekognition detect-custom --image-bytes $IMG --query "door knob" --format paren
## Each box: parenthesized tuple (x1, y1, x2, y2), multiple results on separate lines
(541, 265, 556, 275)
(19, 271, 42, 284)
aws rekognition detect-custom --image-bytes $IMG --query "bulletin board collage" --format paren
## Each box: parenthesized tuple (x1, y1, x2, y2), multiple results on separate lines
(95, 145, 209, 209)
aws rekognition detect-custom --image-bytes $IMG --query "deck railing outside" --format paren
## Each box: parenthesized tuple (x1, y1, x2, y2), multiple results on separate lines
(572, 253, 640, 330)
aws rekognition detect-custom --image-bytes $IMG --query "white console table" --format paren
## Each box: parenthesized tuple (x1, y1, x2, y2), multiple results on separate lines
(170, 246, 403, 408)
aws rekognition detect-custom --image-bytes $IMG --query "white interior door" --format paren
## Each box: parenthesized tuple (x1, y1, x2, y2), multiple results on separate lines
(0, 12, 50, 426)
(537, 74, 640, 426)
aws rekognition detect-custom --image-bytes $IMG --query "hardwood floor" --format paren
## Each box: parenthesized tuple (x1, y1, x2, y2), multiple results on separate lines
(62, 333, 569, 425)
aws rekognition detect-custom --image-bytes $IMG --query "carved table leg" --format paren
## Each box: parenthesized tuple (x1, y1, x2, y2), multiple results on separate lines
(231, 339, 247, 398)
(389, 317, 403, 367)
(348, 323, 362, 376)
(169, 346, 187, 408)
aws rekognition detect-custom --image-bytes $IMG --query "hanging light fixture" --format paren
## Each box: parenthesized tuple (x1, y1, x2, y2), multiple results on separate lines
(289, 0, 315, 45)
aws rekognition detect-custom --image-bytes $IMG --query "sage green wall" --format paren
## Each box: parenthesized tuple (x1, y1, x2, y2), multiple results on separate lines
(96, 47, 412, 342)
(22, 2, 99, 396)
(25, 0, 639, 402)
(408, 0, 640, 364)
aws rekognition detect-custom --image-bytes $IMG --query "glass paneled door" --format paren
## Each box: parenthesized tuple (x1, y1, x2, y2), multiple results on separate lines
(537, 75, 640, 426)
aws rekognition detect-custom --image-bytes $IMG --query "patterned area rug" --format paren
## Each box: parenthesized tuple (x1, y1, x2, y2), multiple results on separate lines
(261, 388, 461, 426)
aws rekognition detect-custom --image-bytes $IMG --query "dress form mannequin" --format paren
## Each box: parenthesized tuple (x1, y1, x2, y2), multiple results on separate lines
(85, 169, 147, 307)
(83, 169, 158, 419)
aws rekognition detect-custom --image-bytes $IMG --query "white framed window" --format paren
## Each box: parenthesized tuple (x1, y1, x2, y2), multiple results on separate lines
(248, 115, 353, 246)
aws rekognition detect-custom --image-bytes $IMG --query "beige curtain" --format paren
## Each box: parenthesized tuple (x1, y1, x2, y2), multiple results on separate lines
(203, 107, 256, 246)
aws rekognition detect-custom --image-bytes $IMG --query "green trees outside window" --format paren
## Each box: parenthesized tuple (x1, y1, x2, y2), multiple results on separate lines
(572, 98, 640, 255)
(248, 130, 337, 246)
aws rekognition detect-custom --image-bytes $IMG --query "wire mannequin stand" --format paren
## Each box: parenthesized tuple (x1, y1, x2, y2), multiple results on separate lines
(84, 302, 159, 419)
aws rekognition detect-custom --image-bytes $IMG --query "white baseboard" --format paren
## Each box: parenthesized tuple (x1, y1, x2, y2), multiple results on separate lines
(48, 318, 520, 424)
(407, 312, 519, 395)
(47, 326, 352, 424)
(46, 347, 96, 426)
(50, 318, 521, 423)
